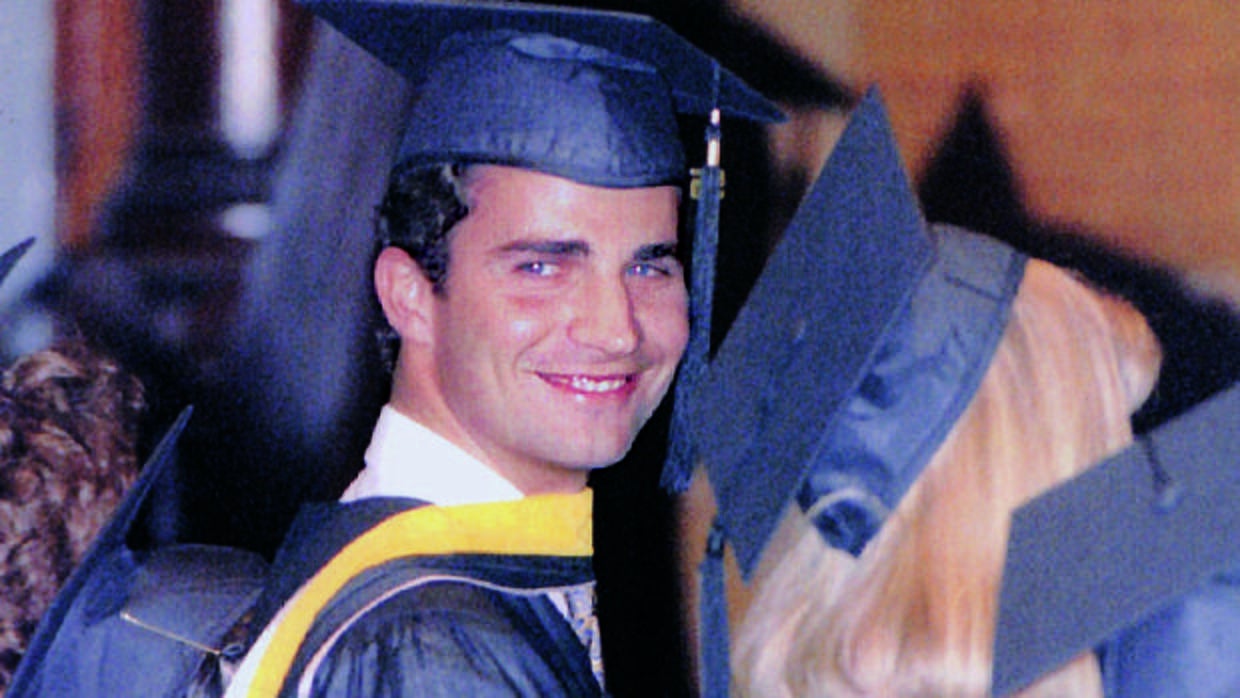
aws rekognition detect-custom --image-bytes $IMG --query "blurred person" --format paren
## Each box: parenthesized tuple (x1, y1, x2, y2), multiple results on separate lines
(0, 238, 145, 694)
(675, 90, 1160, 697)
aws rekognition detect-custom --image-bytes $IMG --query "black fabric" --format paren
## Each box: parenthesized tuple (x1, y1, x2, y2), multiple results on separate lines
(796, 224, 1025, 555)
(696, 520, 729, 698)
(1101, 568, 1240, 697)
(303, 581, 599, 697)
(686, 88, 935, 577)
(8, 408, 200, 698)
(12, 462, 600, 698)
(262, 499, 599, 697)
(248, 497, 435, 635)
(299, 0, 781, 189)
(299, 0, 783, 122)
(994, 380, 1240, 695)
(662, 116, 724, 492)
(9, 543, 267, 698)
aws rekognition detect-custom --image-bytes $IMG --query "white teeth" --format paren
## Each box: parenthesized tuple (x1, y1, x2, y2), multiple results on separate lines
(568, 376, 626, 393)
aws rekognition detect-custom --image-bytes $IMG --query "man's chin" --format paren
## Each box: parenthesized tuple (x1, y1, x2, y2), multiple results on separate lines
(550, 421, 644, 457)
(558, 455, 623, 473)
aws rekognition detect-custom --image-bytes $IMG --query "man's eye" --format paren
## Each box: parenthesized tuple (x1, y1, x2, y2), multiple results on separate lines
(629, 262, 674, 278)
(517, 260, 556, 276)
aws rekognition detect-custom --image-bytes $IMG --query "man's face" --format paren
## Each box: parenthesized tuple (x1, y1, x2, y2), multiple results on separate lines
(406, 165, 687, 494)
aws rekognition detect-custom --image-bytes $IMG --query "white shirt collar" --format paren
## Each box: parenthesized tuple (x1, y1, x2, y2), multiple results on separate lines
(339, 405, 524, 505)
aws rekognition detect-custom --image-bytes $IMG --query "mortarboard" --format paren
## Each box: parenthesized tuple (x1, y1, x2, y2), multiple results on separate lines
(683, 87, 1027, 697)
(297, 0, 783, 187)
(7, 407, 195, 695)
(686, 87, 1027, 576)
(992, 379, 1240, 695)
(297, 0, 785, 491)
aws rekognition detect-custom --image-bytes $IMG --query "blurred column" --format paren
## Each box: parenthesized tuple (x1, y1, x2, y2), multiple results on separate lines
(51, 0, 311, 387)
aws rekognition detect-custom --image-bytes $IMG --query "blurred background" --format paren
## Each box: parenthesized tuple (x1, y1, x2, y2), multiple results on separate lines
(2, 1, 1238, 694)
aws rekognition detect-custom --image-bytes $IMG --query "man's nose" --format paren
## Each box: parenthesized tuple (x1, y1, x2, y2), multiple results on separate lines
(568, 274, 640, 355)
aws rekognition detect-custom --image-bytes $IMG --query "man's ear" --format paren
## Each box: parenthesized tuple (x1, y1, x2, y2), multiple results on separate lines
(374, 246, 434, 346)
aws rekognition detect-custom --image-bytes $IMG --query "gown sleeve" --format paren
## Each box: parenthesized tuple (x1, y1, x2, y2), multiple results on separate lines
(1101, 570, 1240, 698)
(304, 581, 600, 698)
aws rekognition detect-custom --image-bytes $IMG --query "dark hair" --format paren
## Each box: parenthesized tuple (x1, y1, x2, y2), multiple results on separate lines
(373, 162, 472, 371)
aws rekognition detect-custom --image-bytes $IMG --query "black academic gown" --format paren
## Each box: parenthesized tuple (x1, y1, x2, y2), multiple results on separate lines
(1101, 570, 1240, 698)
(242, 496, 604, 698)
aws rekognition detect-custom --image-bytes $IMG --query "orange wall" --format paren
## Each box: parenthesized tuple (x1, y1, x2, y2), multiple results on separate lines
(733, 0, 1240, 304)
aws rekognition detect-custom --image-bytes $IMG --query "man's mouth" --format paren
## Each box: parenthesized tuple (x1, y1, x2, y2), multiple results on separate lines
(540, 373, 633, 394)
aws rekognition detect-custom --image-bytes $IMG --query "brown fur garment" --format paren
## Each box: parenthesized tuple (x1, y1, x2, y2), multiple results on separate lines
(0, 340, 144, 692)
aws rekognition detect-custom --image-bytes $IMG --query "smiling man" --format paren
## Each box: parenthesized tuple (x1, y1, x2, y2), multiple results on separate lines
(215, 2, 781, 697)
(3, 2, 781, 697)
(375, 165, 687, 496)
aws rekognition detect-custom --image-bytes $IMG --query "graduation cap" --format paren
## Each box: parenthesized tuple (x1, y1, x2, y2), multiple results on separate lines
(683, 87, 1027, 697)
(687, 87, 1027, 576)
(992, 380, 1240, 695)
(7, 406, 194, 695)
(300, 0, 782, 187)
(297, 0, 784, 490)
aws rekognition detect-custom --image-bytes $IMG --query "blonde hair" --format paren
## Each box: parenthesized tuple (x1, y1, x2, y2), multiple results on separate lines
(732, 260, 1162, 697)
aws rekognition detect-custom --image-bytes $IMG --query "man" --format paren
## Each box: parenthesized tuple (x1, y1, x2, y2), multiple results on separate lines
(368, 164, 686, 494)
(225, 167, 680, 698)
(7, 2, 777, 695)
(219, 2, 781, 696)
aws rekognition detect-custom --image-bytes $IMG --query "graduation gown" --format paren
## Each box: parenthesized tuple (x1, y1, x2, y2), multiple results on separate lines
(232, 492, 603, 698)
(11, 470, 601, 698)
(1100, 571, 1240, 698)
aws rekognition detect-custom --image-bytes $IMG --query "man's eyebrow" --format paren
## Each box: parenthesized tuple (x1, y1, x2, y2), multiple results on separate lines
(634, 242, 680, 262)
(499, 239, 589, 255)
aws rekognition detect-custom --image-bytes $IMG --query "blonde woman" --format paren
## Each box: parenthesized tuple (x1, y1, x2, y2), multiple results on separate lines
(672, 90, 1161, 697)
(732, 259, 1159, 697)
